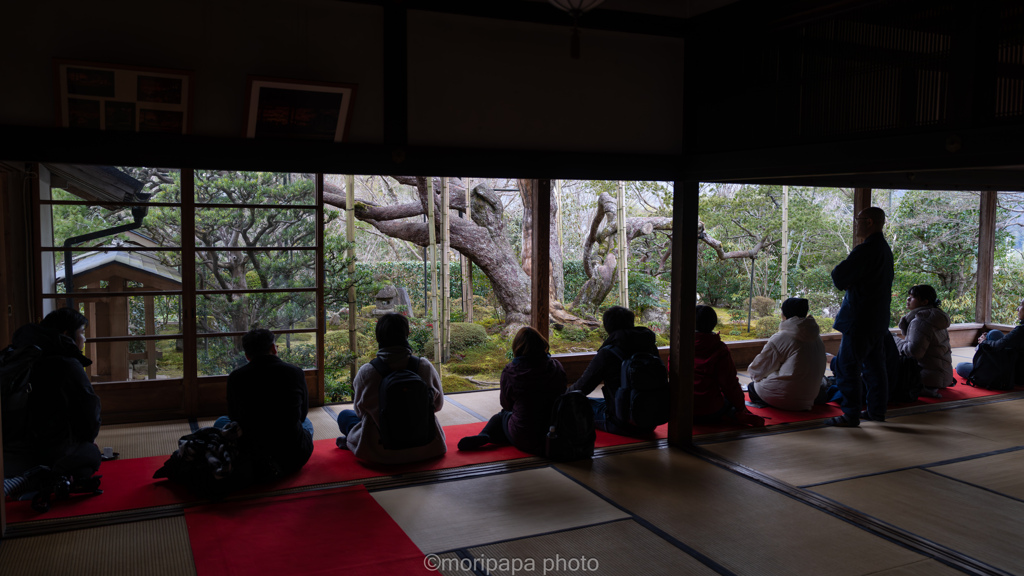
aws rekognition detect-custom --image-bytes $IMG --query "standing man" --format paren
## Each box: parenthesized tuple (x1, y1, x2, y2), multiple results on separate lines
(827, 206, 894, 427)
(221, 328, 314, 483)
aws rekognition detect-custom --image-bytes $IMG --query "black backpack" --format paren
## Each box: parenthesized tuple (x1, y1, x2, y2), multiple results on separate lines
(545, 391, 596, 462)
(607, 346, 670, 430)
(889, 354, 924, 403)
(372, 356, 437, 450)
(1, 344, 42, 445)
(967, 344, 1019, 391)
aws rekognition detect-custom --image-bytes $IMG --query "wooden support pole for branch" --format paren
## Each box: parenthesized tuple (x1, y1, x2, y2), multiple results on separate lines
(669, 181, 697, 449)
(441, 177, 451, 362)
(427, 178, 441, 370)
(977, 189, 997, 323)
(617, 180, 629, 308)
(531, 179, 551, 338)
(346, 175, 358, 382)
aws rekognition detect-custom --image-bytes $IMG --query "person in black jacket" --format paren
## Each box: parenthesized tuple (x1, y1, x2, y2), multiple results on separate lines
(568, 306, 659, 437)
(955, 299, 1024, 380)
(3, 307, 102, 483)
(216, 329, 313, 484)
(827, 206, 894, 427)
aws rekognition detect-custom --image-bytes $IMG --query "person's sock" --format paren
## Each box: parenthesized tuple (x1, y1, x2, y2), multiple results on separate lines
(336, 436, 350, 450)
(457, 434, 491, 450)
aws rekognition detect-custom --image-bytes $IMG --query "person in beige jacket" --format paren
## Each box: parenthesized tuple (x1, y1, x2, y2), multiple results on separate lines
(336, 313, 446, 464)
(747, 298, 827, 411)
(894, 284, 953, 397)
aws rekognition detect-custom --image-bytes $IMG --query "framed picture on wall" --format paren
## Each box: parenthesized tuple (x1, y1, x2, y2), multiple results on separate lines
(244, 77, 356, 142)
(55, 60, 193, 134)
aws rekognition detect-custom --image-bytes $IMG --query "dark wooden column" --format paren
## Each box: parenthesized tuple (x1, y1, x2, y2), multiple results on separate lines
(181, 168, 198, 416)
(531, 179, 551, 338)
(853, 188, 872, 245)
(668, 180, 697, 448)
(976, 190, 997, 324)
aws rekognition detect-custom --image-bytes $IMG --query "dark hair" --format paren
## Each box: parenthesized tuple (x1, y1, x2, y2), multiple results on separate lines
(908, 284, 940, 308)
(511, 326, 549, 359)
(376, 313, 410, 348)
(242, 328, 276, 357)
(603, 306, 635, 334)
(860, 206, 886, 226)
(695, 305, 718, 333)
(41, 307, 88, 336)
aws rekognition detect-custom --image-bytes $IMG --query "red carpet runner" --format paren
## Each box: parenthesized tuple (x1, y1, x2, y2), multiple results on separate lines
(185, 485, 432, 576)
(5, 385, 1009, 523)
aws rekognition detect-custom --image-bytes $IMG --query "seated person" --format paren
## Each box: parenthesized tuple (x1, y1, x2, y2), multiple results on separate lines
(693, 305, 758, 425)
(955, 298, 1024, 380)
(216, 328, 314, 484)
(3, 308, 102, 490)
(568, 306, 659, 437)
(894, 284, 952, 397)
(336, 313, 446, 464)
(458, 327, 566, 454)
(746, 298, 827, 411)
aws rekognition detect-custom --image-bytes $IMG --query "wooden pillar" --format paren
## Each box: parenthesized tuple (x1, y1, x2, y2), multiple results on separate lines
(346, 175, 358, 382)
(853, 188, 872, 246)
(669, 181, 698, 448)
(315, 174, 326, 405)
(531, 179, 551, 338)
(976, 190, 997, 324)
(181, 168, 198, 416)
(145, 295, 157, 379)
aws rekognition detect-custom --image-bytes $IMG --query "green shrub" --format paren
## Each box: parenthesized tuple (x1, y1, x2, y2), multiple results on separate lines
(450, 322, 487, 351)
(559, 325, 592, 342)
(752, 296, 776, 318)
(754, 315, 781, 338)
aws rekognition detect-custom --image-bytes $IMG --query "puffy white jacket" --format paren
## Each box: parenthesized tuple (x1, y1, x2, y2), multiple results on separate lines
(895, 306, 953, 389)
(748, 316, 826, 411)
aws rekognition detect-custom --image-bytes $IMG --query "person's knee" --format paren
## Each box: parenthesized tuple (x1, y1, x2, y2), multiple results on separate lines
(987, 329, 1004, 342)
(955, 362, 972, 378)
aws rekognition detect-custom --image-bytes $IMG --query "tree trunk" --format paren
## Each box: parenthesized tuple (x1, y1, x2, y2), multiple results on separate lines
(324, 177, 532, 334)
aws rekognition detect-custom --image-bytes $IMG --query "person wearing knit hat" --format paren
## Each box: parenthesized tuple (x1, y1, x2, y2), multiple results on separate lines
(780, 297, 809, 320)
(746, 298, 828, 411)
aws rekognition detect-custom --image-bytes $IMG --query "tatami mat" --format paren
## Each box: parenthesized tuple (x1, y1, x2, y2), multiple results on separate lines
(371, 467, 630, 554)
(307, 407, 340, 441)
(438, 399, 485, 426)
(442, 390, 500, 421)
(812, 468, 1024, 575)
(867, 560, 970, 576)
(431, 552, 477, 576)
(557, 449, 925, 576)
(930, 448, 1024, 501)
(0, 516, 195, 576)
(893, 398, 1024, 445)
(703, 406, 1019, 487)
(468, 519, 720, 576)
(94, 419, 192, 460)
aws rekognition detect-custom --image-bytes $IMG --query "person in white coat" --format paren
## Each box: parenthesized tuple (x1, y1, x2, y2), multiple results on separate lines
(747, 298, 827, 411)
(894, 284, 952, 397)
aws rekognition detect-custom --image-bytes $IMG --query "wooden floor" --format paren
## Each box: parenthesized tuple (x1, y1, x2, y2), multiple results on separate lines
(4, 347, 1023, 576)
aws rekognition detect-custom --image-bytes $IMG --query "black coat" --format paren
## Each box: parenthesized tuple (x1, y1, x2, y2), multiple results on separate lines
(226, 354, 313, 482)
(6, 323, 101, 468)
